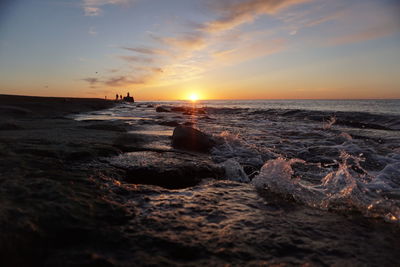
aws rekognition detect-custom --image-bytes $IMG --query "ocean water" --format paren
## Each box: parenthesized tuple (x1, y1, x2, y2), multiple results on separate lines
(75, 99, 400, 223)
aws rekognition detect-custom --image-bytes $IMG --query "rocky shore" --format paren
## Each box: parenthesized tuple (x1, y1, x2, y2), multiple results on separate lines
(0, 95, 399, 266)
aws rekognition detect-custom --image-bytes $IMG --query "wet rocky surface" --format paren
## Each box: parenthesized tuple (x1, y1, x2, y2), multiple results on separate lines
(107, 151, 224, 189)
(1, 95, 400, 266)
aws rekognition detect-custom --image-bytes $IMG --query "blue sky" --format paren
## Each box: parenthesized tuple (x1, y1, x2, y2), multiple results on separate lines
(0, 0, 399, 100)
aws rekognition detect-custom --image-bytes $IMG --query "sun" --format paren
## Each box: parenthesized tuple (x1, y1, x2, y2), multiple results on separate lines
(188, 93, 199, 102)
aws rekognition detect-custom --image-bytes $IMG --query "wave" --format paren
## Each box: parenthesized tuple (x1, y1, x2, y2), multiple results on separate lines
(154, 103, 400, 131)
(251, 152, 400, 223)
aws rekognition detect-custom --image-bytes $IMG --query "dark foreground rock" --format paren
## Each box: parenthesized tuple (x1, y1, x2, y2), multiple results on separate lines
(172, 125, 216, 152)
(156, 106, 170, 112)
(0, 94, 115, 118)
(158, 120, 180, 127)
(81, 179, 400, 266)
(108, 151, 224, 189)
(0, 96, 130, 266)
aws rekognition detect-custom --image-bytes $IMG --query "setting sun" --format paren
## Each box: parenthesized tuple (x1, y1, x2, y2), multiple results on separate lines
(189, 93, 199, 101)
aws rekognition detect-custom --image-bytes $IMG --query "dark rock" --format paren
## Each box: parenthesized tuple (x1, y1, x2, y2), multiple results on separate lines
(201, 116, 214, 120)
(171, 107, 186, 112)
(172, 126, 216, 153)
(159, 121, 180, 127)
(156, 106, 170, 113)
(0, 105, 32, 117)
(183, 122, 195, 126)
(108, 151, 224, 189)
(113, 134, 148, 152)
(81, 123, 127, 132)
(0, 122, 23, 130)
(196, 108, 206, 114)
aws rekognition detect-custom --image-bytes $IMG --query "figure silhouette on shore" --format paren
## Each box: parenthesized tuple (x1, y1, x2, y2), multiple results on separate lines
(122, 92, 134, 102)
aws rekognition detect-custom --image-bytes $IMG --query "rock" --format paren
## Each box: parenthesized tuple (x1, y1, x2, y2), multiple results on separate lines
(156, 106, 170, 113)
(172, 126, 216, 153)
(107, 151, 224, 189)
(0, 122, 23, 130)
(200, 116, 214, 120)
(0, 105, 32, 117)
(159, 121, 180, 127)
(183, 122, 195, 126)
(113, 133, 150, 152)
(171, 107, 186, 112)
(81, 122, 127, 132)
(221, 159, 249, 182)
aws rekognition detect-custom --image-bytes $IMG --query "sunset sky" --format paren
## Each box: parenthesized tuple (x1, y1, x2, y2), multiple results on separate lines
(0, 0, 399, 100)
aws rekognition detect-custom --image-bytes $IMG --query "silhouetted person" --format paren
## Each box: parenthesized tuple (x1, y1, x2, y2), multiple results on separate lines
(127, 92, 130, 97)
(120, 95, 122, 100)
(116, 94, 118, 100)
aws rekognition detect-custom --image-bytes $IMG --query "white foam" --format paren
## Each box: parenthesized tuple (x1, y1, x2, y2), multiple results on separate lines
(251, 153, 400, 223)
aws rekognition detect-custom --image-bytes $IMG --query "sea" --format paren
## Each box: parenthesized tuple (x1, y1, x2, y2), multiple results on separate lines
(75, 99, 400, 223)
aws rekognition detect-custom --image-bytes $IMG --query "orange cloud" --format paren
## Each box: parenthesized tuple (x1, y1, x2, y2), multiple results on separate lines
(203, 0, 312, 32)
(82, 0, 134, 16)
(84, 0, 310, 90)
(117, 55, 154, 63)
(213, 39, 286, 64)
(159, 33, 207, 51)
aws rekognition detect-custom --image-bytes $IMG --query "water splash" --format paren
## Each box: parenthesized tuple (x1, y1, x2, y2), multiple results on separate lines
(323, 116, 336, 130)
(252, 152, 400, 223)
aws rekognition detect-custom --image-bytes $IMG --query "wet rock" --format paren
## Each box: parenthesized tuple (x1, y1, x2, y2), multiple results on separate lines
(0, 105, 32, 117)
(172, 126, 216, 153)
(201, 116, 214, 120)
(220, 159, 249, 182)
(159, 121, 180, 127)
(156, 106, 170, 113)
(113, 133, 149, 152)
(81, 122, 127, 132)
(183, 122, 195, 126)
(0, 122, 23, 130)
(113, 133, 169, 152)
(108, 151, 224, 189)
(171, 107, 186, 112)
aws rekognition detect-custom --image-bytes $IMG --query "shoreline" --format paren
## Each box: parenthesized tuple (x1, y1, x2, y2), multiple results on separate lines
(0, 94, 127, 266)
(0, 94, 116, 118)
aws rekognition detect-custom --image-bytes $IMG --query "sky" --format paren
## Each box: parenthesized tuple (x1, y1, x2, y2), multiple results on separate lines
(0, 0, 399, 100)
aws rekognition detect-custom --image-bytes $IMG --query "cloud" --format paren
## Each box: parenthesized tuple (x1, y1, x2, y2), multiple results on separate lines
(118, 55, 154, 63)
(331, 24, 399, 45)
(213, 39, 286, 64)
(122, 46, 167, 55)
(84, 0, 310, 89)
(82, 77, 99, 85)
(203, 0, 311, 32)
(89, 26, 97, 36)
(159, 33, 207, 51)
(83, 66, 163, 87)
(323, 1, 400, 46)
(82, 0, 134, 16)
(84, 7, 102, 16)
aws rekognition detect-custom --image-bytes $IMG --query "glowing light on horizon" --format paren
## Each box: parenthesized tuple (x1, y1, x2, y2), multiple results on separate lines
(189, 93, 199, 102)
